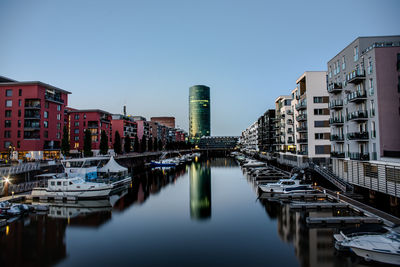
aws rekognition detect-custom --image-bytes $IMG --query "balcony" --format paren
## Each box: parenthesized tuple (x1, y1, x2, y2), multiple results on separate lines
(330, 134, 344, 142)
(296, 126, 308, 132)
(347, 131, 369, 141)
(296, 114, 307, 122)
(347, 90, 367, 103)
(45, 94, 64, 104)
(297, 151, 308, 155)
(328, 100, 343, 110)
(348, 152, 370, 161)
(331, 152, 345, 158)
(297, 138, 308, 143)
(295, 101, 307, 111)
(287, 140, 294, 144)
(347, 110, 368, 121)
(24, 104, 41, 109)
(329, 116, 344, 125)
(286, 110, 293, 115)
(287, 120, 293, 125)
(327, 83, 342, 94)
(346, 69, 365, 84)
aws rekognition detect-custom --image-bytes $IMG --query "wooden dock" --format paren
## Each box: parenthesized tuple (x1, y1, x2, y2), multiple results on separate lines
(259, 192, 328, 201)
(306, 216, 382, 226)
(290, 202, 348, 210)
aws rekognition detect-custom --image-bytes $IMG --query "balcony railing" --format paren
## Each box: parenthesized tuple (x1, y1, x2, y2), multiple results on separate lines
(328, 100, 343, 109)
(286, 110, 293, 115)
(296, 126, 308, 132)
(347, 110, 368, 121)
(347, 90, 367, 103)
(331, 152, 345, 158)
(329, 116, 344, 125)
(327, 82, 342, 93)
(45, 94, 64, 104)
(287, 120, 293, 125)
(296, 114, 307, 121)
(297, 151, 308, 155)
(330, 134, 344, 142)
(295, 101, 307, 111)
(346, 69, 365, 84)
(348, 152, 370, 161)
(287, 140, 294, 144)
(297, 138, 308, 143)
(24, 103, 41, 109)
(347, 131, 369, 141)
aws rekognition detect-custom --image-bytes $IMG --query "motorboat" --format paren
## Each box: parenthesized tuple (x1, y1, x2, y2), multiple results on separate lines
(150, 158, 177, 168)
(242, 160, 266, 168)
(258, 178, 311, 193)
(334, 227, 400, 265)
(31, 177, 112, 199)
(96, 157, 132, 192)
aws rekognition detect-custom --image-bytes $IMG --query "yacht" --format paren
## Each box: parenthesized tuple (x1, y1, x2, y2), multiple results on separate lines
(334, 227, 400, 265)
(258, 178, 312, 193)
(31, 177, 112, 199)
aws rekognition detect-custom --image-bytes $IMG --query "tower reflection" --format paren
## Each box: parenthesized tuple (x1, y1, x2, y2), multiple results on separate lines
(190, 161, 211, 220)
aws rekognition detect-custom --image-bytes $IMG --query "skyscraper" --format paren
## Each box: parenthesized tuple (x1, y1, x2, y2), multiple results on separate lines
(189, 85, 210, 143)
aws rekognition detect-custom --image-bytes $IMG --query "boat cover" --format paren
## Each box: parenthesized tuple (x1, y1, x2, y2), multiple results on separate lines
(98, 157, 128, 173)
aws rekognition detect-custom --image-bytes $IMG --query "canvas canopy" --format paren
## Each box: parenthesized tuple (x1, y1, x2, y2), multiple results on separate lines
(98, 157, 128, 173)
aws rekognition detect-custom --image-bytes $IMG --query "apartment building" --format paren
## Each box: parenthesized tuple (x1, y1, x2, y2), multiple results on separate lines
(257, 109, 276, 153)
(67, 109, 112, 155)
(111, 114, 137, 145)
(240, 121, 258, 152)
(274, 96, 293, 152)
(294, 72, 330, 162)
(327, 36, 400, 198)
(0, 76, 70, 160)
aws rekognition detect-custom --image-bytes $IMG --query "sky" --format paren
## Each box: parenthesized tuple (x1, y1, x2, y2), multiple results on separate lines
(0, 0, 399, 136)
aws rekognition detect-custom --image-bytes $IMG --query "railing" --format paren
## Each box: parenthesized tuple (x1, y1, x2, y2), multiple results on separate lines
(297, 138, 308, 143)
(347, 90, 367, 102)
(330, 134, 344, 141)
(287, 120, 293, 125)
(347, 110, 368, 121)
(348, 152, 370, 161)
(296, 114, 307, 121)
(295, 100, 307, 110)
(329, 116, 344, 124)
(328, 100, 343, 109)
(347, 131, 369, 140)
(327, 82, 343, 93)
(308, 163, 352, 192)
(24, 103, 41, 109)
(45, 94, 64, 103)
(346, 69, 365, 83)
(331, 152, 345, 158)
(296, 126, 307, 132)
(297, 151, 308, 155)
(0, 162, 41, 176)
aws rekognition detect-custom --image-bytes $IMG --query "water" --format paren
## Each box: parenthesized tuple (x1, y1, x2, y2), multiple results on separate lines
(0, 158, 381, 266)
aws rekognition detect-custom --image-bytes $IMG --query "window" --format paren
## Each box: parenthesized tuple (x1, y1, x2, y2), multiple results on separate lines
(44, 131, 48, 138)
(74, 114, 80, 120)
(18, 99, 21, 107)
(315, 133, 324, 140)
(18, 89, 22, 96)
(5, 110, 11, 117)
(17, 130, 21, 138)
(57, 105, 61, 111)
(74, 121, 79, 126)
(329, 66, 332, 78)
(44, 121, 48, 128)
(45, 102, 49, 108)
(56, 132, 61, 139)
(4, 131, 11, 138)
(5, 100, 12, 107)
(57, 114, 61, 120)
(51, 181, 55, 186)
(74, 136, 79, 141)
(314, 109, 324, 115)
(342, 56, 346, 70)
(74, 129, 79, 134)
(368, 57, 373, 74)
(5, 89, 12, 97)
(313, 97, 323, 103)
(5, 120, 11, 128)
(17, 141, 20, 148)
(4, 141, 11, 149)
(84, 114, 86, 119)
(18, 120, 21, 127)
(18, 110, 21, 117)
(397, 53, 400, 71)
(354, 46, 359, 61)
(57, 181, 62, 186)
(314, 120, 328, 127)
(44, 111, 48, 118)
(57, 123, 61, 130)
(369, 79, 374, 95)
(315, 145, 330, 154)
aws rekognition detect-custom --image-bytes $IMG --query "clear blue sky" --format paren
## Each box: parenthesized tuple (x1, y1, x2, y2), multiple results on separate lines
(1, 0, 399, 135)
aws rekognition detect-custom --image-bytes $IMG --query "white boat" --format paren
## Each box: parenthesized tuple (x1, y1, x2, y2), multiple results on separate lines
(31, 177, 112, 199)
(334, 228, 400, 265)
(96, 157, 132, 191)
(242, 160, 266, 168)
(258, 179, 311, 193)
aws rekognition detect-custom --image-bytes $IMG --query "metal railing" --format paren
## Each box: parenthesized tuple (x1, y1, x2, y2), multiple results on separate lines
(0, 162, 41, 176)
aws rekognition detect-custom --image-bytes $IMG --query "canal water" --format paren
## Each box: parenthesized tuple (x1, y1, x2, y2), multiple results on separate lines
(0, 158, 380, 266)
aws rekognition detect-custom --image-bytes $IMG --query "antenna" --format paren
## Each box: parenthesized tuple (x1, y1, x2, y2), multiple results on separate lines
(123, 105, 126, 116)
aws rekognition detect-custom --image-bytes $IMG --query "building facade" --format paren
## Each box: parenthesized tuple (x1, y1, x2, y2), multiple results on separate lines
(189, 85, 210, 143)
(111, 114, 137, 149)
(150, 117, 175, 128)
(328, 36, 400, 197)
(275, 95, 293, 153)
(0, 76, 70, 160)
(240, 121, 258, 152)
(67, 109, 112, 155)
(257, 109, 276, 152)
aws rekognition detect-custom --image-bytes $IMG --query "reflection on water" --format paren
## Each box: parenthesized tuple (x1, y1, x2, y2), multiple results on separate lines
(190, 161, 211, 220)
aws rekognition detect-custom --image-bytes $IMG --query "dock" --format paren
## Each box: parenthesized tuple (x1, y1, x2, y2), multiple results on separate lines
(290, 202, 349, 210)
(259, 192, 328, 201)
(26, 195, 77, 202)
(306, 216, 383, 226)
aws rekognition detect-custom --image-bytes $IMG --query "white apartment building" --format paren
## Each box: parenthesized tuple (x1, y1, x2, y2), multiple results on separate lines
(274, 96, 292, 152)
(240, 121, 258, 152)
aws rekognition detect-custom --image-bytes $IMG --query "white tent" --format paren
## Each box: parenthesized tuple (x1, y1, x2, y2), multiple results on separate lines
(98, 157, 128, 173)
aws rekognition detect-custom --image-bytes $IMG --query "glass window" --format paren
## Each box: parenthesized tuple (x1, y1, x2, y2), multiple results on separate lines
(17, 130, 21, 138)
(18, 99, 22, 107)
(4, 141, 11, 149)
(51, 181, 55, 186)
(5, 100, 12, 107)
(57, 182, 62, 186)
(75, 121, 79, 126)
(5, 89, 12, 97)
(57, 123, 61, 130)
(5, 110, 11, 117)
(57, 114, 61, 120)
(44, 131, 48, 138)
(44, 111, 48, 118)
(342, 56, 346, 70)
(74, 129, 79, 134)
(354, 46, 359, 61)
(56, 132, 61, 139)
(18, 120, 21, 127)
(57, 105, 61, 111)
(75, 114, 80, 120)
(45, 102, 49, 108)
(315, 133, 324, 139)
(5, 120, 11, 128)
(313, 97, 323, 103)
(18, 89, 22, 96)
(4, 131, 11, 138)
(44, 121, 48, 128)
(74, 136, 79, 141)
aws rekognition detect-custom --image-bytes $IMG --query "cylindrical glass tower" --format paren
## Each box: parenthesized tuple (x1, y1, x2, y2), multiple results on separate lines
(189, 85, 210, 143)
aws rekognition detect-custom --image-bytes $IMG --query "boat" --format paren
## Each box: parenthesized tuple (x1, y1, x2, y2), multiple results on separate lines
(31, 177, 112, 199)
(258, 178, 312, 193)
(242, 160, 266, 168)
(96, 157, 132, 192)
(334, 227, 400, 265)
(150, 159, 177, 168)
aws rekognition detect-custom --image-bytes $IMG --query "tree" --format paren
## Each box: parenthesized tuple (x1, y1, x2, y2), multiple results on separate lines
(114, 131, 122, 155)
(134, 135, 139, 152)
(148, 138, 153, 151)
(124, 135, 131, 153)
(99, 130, 108, 155)
(83, 129, 93, 157)
(61, 125, 70, 157)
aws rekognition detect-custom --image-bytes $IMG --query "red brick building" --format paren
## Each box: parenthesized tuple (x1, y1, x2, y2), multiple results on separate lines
(150, 117, 175, 128)
(67, 109, 112, 155)
(111, 114, 137, 149)
(0, 76, 70, 160)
